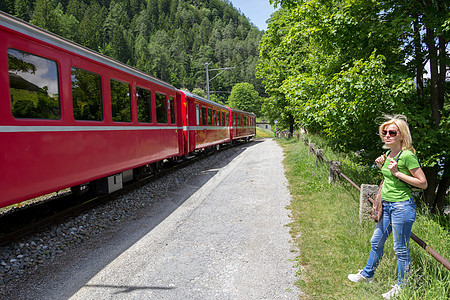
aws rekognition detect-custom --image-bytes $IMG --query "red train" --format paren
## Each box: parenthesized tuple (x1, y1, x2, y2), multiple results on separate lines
(0, 12, 255, 208)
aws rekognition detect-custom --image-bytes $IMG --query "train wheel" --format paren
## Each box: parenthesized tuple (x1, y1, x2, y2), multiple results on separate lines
(133, 166, 145, 181)
(150, 161, 160, 174)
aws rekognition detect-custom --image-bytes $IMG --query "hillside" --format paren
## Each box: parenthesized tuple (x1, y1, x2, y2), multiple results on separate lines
(1, 0, 264, 103)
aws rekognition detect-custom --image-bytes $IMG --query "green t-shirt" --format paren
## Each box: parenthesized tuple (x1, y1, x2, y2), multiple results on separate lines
(381, 150, 420, 202)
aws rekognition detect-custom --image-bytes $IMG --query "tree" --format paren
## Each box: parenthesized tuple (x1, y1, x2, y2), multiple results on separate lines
(259, 0, 449, 212)
(30, 0, 61, 34)
(192, 88, 205, 98)
(14, 0, 32, 21)
(228, 82, 261, 116)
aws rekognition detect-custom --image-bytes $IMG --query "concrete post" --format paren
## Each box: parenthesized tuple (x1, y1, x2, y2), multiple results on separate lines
(316, 149, 324, 165)
(360, 184, 378, 224)
(328, 161, 341, 184)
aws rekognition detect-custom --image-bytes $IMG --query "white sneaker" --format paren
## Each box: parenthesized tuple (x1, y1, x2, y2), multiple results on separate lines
(382, 284, 401, 299)
(348, 270, 373, 283)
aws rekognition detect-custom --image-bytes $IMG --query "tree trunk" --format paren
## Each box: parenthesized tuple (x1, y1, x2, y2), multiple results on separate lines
(437, 34, 446, 111)
(423, 166, 438, 207)
(425, 27, 441, 127)
(434, 160, 450, 213)
(289, 114, 294, 135)
(413, 17, 424, 101)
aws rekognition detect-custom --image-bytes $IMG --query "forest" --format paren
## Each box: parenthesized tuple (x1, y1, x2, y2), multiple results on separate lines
(258, 0, 449, 212)
(1, 0, 448, 210)
(0, 0, 265, 105)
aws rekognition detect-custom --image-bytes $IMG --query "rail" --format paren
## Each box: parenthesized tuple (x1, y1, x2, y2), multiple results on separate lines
(294, 134, 450, 271)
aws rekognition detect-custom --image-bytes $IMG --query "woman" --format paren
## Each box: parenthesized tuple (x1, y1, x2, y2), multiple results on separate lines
(348, 115, 427, 299)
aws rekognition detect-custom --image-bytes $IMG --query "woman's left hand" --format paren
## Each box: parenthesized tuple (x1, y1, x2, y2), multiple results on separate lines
(388, 159, 399, 176)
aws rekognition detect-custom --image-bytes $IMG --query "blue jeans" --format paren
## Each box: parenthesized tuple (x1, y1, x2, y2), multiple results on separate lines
(361, 198, 416, 285)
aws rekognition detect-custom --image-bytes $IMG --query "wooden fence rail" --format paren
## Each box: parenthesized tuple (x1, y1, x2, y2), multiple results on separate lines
(296, 135, 450, 271)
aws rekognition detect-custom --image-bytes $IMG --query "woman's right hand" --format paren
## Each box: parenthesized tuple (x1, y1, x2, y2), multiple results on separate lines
(375, 154, 386, 170)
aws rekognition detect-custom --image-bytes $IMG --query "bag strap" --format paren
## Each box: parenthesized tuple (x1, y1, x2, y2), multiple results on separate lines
(385, 150, 403, 163)
(389, 150, 423, 191)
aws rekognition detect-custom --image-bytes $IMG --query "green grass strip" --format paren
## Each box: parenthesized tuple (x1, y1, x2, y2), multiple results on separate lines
(279, 138, 449, 299)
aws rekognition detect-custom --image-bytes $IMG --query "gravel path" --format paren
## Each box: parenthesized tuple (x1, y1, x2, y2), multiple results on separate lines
(1, 138, 299, 299)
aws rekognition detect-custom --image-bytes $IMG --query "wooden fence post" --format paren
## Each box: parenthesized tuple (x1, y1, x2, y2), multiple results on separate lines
(359, 184, 378, 224)
(328, 161, 341, 184)
(316, 149, 324, 165)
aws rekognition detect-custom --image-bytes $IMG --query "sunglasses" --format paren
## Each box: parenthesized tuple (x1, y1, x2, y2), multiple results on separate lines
(381, 130, 397, 137)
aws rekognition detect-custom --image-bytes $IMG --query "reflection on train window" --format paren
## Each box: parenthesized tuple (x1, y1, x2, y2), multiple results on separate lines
(155, 92, 167, 123)
(201, 106, 207, 125)
(137, 86, 151, 123)
(196, 104, 200, 125)
(169, 96, 175, 124)
(110, 79, 131, 122)
(71, 67, 103, 121)
(8, 48, 61, 119)
(208, 108, 212, 126)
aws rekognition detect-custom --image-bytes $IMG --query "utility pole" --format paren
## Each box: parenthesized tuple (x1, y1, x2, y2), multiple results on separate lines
(204, 63, 210, 100)
(203, 62, 234, 100)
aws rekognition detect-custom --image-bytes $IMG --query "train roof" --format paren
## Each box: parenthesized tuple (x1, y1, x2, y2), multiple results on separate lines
(0, 11, 176, 91)
(180, 90, 229, 110)
(180, 90, 256, 116)
(230, 107, 256, 116)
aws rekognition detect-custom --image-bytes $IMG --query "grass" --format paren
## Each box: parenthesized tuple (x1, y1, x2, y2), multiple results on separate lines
(255, 126, 275, 138)
(279, 137, 449, 299)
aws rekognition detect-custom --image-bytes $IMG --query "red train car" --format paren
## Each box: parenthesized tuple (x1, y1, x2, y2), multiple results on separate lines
(230, 108, 256, 142)
(0, 12, 184, 208)
(0, 11, 257, 209)
(181, 90, 231, 155)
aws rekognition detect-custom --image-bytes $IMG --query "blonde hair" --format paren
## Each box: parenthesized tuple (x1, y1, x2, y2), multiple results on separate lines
(379, 115, 416, 154)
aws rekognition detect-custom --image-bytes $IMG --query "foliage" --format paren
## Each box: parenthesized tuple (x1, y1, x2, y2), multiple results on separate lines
(227, 82, 261, 116)
(192, 88, 206, 98)
(3, 0, 266, 104)
(258, 0, 449, 211)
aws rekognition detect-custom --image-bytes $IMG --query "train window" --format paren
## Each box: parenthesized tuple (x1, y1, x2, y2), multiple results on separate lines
(155, 92, 167, 123)
(221, 112, 225, 126)
(212, 110, 216, 126)
(136, 86, 152, 123)
(110, 79, 131, 122)
(208, 108, 212, 126)
(71, 67, 103, 121)
(196, 104, 200, 125)
(8, 48, 61, 119)
(201, 106, 207, 125)
(225, 113, 229, 126)
(169, 96, 175, 124)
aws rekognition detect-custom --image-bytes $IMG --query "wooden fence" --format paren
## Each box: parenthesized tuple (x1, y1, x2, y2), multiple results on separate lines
(293, 135, 450, 271)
